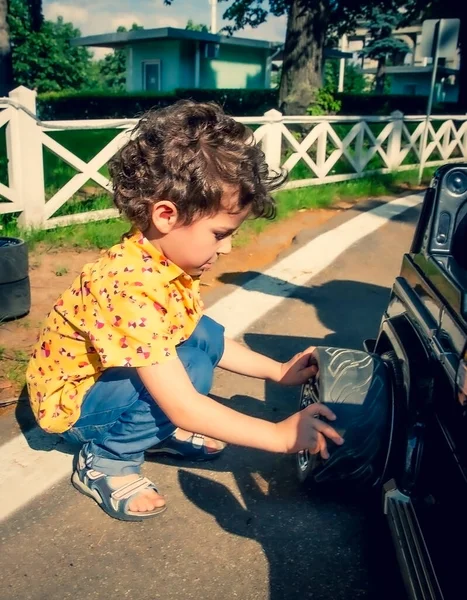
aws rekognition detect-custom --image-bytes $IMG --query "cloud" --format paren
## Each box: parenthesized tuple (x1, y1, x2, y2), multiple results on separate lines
(44, 3, 89, 26)
(109, 13, 185, 32)
(43, 0, 286, 42)
(239, 15, 287, 42)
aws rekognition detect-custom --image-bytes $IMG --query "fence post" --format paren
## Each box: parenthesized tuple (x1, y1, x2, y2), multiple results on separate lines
(386, 110, 404, 171)
(262, 109, 283, 173)
(7, 86, 46, 228)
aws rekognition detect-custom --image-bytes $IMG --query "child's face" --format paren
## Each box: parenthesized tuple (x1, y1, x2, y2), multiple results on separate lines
(150, 187, 250, 277)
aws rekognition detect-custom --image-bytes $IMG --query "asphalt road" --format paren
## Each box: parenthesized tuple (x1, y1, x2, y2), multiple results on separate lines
(0, 199, 419, 600)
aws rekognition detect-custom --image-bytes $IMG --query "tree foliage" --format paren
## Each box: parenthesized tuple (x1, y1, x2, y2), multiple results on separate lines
(185, 19, 209, 32)
(361, 4, 409, 93)
(325, 60, 368, 94)
(1, 0, 43, 94)
(98, 24, 143, 91)
(8, 0, 93, 92)
(165, 0, 406, 114)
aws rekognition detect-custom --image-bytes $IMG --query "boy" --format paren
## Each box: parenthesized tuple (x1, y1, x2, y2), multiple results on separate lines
(26, 101, 343, 522)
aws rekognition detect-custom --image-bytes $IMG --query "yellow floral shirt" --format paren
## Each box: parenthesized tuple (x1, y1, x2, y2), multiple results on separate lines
(26, 232, 203, 434)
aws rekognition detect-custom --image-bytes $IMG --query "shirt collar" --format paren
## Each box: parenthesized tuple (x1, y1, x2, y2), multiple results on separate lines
(129, 232, 191, 283)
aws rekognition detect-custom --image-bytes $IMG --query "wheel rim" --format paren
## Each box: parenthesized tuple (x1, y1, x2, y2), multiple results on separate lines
(297, 375, 320, 472)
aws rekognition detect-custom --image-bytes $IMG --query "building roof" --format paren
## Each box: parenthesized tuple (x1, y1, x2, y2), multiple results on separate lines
(271, 47, 353, 62)
(72, 26, 279, 50)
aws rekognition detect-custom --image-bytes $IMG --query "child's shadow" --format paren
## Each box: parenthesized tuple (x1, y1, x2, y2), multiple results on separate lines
(176, 447, 405, 600)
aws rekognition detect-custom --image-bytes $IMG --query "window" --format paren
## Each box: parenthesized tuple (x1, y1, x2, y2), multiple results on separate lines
(142, 60, 161, 92)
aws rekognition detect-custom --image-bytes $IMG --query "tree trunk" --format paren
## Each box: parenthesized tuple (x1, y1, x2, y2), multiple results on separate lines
(375, 56, 386, 94)
(279, 0, 328, 115)
(0, 0, 14, 96)
(29, 0, 43, 31)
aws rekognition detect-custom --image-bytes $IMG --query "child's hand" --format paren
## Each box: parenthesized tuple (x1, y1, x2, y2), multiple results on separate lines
(275, 403, 344, 458)
(278, 346, 318, 386)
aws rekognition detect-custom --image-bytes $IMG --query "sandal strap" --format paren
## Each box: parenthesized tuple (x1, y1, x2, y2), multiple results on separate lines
(191, 433, 205, 449)
(111, 477, 155, 501)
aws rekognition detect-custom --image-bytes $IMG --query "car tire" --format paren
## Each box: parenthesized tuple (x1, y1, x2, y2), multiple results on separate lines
(0, 237, 31, 321)
(296, 347, 393, 488)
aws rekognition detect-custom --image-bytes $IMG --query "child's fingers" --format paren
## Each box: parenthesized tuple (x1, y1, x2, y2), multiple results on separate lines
(309, 432, 330, 459)
(318, 434, 330, 459)
(302, 364, 318, 379)
(306, 402, 336, 421)
(305, 411, 344, 445)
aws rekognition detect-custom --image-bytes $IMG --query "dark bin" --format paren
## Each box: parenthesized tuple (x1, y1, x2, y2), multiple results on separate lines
(0, 237, 31, 321)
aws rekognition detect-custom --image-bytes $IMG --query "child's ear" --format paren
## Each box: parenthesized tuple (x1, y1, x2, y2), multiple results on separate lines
(151, 200, 179, 233)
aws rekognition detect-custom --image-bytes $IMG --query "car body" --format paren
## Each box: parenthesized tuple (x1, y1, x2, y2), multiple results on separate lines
(297, 164, 467, 600)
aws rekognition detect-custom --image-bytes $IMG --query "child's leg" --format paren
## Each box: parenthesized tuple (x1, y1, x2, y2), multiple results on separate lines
(63, 315, 225, 475)
(61, 316, 224, 520)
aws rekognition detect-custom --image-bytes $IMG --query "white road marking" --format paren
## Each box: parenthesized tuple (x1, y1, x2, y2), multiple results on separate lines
(207, 194, 422, 337)
(0, 194, 422, 522)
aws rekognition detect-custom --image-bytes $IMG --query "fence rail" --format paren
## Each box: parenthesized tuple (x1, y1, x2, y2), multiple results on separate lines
(1, 85, 467, 230)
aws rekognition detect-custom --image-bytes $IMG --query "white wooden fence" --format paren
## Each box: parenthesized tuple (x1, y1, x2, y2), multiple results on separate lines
(1, 85, 467, 230)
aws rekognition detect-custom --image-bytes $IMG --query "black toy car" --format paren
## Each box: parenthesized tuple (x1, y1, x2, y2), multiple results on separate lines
(297, 164, 467, 600)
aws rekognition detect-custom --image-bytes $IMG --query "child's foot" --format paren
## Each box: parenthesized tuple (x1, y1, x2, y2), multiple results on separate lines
(174, 428, 226, 453)
(145, 428, 226, 461)
(108, 474, 166, 513)
(72, 449, 166, 521)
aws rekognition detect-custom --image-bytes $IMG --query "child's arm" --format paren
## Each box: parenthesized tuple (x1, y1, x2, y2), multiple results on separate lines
(137, 360, 343, 457)
(219, 337, 318, 386)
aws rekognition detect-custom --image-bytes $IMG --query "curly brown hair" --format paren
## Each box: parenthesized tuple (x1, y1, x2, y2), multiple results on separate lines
(108, 100, 286, 232)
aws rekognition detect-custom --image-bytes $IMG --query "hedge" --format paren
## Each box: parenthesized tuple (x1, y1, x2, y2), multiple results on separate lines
(36, 88, 461, 121)
(37, 88, 279, 120)
(336, 93, 461, 116)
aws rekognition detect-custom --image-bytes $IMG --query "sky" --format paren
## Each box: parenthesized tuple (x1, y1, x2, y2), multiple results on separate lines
(43, 0, 287, 58)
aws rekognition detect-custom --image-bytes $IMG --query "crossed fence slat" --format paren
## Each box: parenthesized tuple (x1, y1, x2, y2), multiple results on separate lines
(42, 129, 132, 220)
(1, 87, 467, 230)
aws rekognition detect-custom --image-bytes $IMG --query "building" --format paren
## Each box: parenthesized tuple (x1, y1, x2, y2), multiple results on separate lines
(72, 27, 279, 92)
(344, 21, 460, 102)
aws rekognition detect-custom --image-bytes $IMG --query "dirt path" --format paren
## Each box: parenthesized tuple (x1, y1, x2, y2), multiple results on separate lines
(0, 205, 343, 407)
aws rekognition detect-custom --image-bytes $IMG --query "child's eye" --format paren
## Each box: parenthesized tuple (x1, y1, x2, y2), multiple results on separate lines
(214, 232, 229, 241)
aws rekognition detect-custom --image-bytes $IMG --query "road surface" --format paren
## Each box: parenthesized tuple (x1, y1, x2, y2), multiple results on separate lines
(0, 196, 421, 600)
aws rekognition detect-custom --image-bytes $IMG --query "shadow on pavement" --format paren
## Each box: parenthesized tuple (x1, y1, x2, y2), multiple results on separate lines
(173, 388, 405, 600)
(170, 277, 405, 599)
(218, 277, 391, 351)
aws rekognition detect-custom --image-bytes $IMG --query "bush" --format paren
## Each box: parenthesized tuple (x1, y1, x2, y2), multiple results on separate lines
(336, 93, 461, 115)
(36, 88, 462, 121)
(176, 88, 279, 116)
(307, 88, 342, 116)
(37, 90, 176, 120)
(37, 88, 280, 120)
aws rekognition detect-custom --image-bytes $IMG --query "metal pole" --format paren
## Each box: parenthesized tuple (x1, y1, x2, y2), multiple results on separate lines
(210, 0, 218, 34)
(418, 20, 442, 185)
(338, 34, 347, 93)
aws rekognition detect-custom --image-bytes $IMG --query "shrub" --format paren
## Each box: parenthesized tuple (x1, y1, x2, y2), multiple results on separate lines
(37, 88, 280, 120)
(37, 90, 176, 120)
(336, 93, 460, 115)
(307, 88, 342, 116)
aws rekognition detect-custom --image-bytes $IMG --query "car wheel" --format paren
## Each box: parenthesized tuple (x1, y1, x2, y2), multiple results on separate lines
(296, 347, 393, 488)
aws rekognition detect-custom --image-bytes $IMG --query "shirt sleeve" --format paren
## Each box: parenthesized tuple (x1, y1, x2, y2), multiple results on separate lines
(85, 278, 177, 369)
